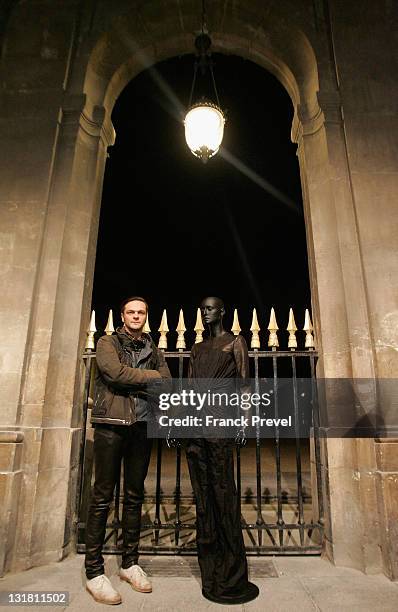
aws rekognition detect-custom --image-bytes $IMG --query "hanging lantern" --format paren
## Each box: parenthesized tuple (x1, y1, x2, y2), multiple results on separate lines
(184, 101, 225, 162)
(184, 8, 226, 164)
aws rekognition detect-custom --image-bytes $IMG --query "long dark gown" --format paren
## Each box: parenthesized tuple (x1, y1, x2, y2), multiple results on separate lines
(186, 331, 255, 602)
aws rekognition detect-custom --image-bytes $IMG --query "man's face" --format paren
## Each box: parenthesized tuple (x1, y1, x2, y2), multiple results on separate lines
(121, 300, 147, 334)
(200, 297, 224, 325)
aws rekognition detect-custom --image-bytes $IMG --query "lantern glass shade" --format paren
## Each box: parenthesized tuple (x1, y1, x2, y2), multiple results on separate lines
(184, 102, 225, 161)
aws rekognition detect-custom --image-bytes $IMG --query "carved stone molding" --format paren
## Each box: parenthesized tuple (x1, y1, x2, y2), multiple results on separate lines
(80, 106, 116, 148)
(292, 88, 343, 143)
(60, 94, 115, 148)
(0, 430, 24, 443)
(317, 89, 343, 125)
(291, 102, 325, 142)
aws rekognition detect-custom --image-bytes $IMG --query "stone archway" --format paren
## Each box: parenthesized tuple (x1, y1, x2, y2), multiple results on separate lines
(0, 1, 396, 580)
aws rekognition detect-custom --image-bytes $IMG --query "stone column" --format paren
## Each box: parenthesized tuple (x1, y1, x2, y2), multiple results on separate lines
(294, 90, 381, 573)
(327, 0, 398, 580)
(10, 98, 114, 571)
(0, 432, 24, 576)
(375, 438, 398, 580)
(0, 1, 84, 572)
(0, 3, 114, 568)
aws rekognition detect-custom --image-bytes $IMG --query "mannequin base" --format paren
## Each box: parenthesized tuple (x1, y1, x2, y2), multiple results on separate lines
(202, 582, 259, 605)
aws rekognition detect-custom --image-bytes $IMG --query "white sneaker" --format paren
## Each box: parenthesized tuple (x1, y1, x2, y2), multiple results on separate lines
(120, 564, 152, 593)
(86, 574, 122, 605)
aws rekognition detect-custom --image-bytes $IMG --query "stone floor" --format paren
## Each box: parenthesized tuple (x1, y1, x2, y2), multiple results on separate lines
(1, 554, 398, 611)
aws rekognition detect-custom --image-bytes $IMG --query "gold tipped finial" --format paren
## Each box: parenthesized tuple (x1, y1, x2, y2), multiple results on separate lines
(194, 308, 205, 343)
(86, 310, 96, 350)
(303, 309, 315, 350)
(176, 309, 186, 349)
(250, 308, 261, 349)
(143, 313, 151, 333)
(158, 309, 169, 349)
(267, 307, 279, 349)
(287, 308, 297, 350)
(231, 308, 241, 336)
(105, 310, 115, 335)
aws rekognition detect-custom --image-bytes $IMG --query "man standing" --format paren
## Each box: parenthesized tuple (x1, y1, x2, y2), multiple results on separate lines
(85, 296, 171, 605)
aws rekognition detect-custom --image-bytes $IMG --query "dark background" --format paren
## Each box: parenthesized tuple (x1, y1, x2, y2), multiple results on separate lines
(92, 53, 311, 349)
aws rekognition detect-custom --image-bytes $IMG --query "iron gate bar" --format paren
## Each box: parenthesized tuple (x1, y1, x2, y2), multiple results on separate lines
(310, 354, 324, 525)
(174, 446, 182, 547)
(272, 352, 284, 547)
(77, 345, 323, 555)
(162, 350, 316, 357)
(253, 349, 264, 546)
(86, 520, 321, 532)
(153, 438, 162, 546)
(291, 355, 305, 546)
(76, 544, 323, 555)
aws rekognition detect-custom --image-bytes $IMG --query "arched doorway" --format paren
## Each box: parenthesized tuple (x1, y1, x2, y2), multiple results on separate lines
(79, 51, 320, 554)
(70, 5, 371, 569)
(92, 53, 310, 332)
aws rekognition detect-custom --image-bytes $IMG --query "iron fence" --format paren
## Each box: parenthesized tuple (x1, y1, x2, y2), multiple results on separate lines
(76, 344, 324, 555)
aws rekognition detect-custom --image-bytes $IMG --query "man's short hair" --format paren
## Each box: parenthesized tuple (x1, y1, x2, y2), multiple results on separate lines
(120, 296, 148, 313)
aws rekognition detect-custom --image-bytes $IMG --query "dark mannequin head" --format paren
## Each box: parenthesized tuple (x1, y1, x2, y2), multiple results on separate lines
(200, 297, 225, 336)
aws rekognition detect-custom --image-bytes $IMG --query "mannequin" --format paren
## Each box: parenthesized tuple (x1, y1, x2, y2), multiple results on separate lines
(185, 297, 259, 604)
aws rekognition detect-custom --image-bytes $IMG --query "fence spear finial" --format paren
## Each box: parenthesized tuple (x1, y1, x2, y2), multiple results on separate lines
(231, 308, 241, 336)
(143, 313, 151, 333)
(105, 309, 115, 335)
(158, 309, 169, 349)
(176, 308, 186, 349)
(194, 308, 204, 343)
(86, 310, 96, 350)
(304, 309, 315, 350)
(287, 307, 297, 350)
(250, 308, 260, 349)
(267, 307, 279, 349)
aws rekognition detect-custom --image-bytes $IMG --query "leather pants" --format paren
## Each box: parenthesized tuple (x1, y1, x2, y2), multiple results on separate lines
(85, 422, 152, 579)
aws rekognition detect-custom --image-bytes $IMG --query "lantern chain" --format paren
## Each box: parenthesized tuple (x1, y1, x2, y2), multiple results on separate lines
(202, 0, 207, 33)
(187, 0, 221, 111)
